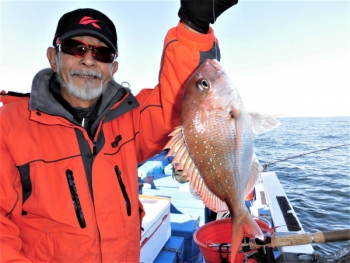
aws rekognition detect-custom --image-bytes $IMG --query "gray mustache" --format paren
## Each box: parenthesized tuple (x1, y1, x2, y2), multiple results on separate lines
(71, 70, 102, 79)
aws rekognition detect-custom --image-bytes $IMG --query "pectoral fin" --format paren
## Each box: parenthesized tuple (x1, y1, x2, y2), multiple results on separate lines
(248, 112, 281, 135)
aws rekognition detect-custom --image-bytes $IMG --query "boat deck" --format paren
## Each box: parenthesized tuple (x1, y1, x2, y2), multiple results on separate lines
(141, 168, 207, 225)
(138, 151, 314, 263)
(139, 151, 206, 262)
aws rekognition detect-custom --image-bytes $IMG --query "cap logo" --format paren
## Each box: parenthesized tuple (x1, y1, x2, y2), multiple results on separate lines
(79, 16, 101, 29)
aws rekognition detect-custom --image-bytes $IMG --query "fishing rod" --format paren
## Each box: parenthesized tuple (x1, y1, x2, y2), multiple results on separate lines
(261, 143, 350, 171)
(207, 228, 350, 251)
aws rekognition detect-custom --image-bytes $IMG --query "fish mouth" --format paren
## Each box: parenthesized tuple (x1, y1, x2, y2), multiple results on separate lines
(205, 59, 223, 74)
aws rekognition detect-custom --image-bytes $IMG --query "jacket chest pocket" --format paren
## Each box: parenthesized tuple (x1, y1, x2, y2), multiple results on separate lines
(66, 169, 86, 228)
(114, 165, 131, 216)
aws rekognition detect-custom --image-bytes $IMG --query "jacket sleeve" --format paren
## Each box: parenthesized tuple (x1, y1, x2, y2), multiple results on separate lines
(0, 112, 32, 262)
(135, 21, 218, 163)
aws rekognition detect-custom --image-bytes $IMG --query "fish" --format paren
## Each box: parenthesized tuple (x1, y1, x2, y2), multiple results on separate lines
(164, 59, 280, 262)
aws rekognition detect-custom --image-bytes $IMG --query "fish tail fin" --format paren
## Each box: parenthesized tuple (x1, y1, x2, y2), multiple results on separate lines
(230, 212, 264, 262)
(242, 211, 264, 240)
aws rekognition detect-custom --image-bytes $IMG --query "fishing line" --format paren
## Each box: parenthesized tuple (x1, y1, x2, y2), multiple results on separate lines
(212, 0, 216, 24)
(262, 143, 350, 171)
(212, 0, 219, 60)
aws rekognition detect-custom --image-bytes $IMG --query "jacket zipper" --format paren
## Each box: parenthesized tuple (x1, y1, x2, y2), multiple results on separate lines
(66, 169, 86, 228)
(114, 166, 131, 216)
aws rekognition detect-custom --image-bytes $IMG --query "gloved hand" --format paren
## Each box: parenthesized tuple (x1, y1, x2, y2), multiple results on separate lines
(178, 0, 238, 33)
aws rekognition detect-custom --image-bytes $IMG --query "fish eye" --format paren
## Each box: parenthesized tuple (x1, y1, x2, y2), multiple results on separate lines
(197, 79, 210, 91)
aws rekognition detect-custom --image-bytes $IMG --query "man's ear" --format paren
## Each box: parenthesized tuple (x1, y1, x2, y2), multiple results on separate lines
(47, 47, 58, 72)
(112, 61, 118, 75)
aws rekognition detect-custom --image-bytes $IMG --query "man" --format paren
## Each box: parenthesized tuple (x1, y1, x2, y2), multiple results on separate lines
(0, 1, 237, 262)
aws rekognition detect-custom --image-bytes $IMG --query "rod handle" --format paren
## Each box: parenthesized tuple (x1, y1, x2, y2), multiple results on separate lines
(270, 229, 350, 247)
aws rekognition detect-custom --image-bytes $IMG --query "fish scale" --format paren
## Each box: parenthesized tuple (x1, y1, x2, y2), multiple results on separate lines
(185, 121, 240, 199)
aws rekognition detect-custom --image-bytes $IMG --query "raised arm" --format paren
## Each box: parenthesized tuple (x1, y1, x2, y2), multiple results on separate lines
(135, 0, 238, 162)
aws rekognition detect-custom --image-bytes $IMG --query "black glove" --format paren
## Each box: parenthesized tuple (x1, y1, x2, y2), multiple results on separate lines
(178, 0, 238, 33)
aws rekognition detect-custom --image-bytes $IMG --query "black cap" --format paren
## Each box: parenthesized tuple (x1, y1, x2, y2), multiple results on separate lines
(53, 8, 118, 52)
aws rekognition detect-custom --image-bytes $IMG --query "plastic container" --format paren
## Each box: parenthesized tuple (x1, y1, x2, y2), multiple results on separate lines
(193, 218, 273, 263)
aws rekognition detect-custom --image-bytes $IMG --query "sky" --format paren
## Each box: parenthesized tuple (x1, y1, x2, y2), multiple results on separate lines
(0, 0, 349, 117)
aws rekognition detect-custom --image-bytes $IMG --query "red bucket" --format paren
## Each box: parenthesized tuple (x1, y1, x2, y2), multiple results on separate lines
(193, 218, 273, 263)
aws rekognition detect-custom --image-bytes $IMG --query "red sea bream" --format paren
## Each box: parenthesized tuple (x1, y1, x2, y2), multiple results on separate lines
(164, 59, 280, 262)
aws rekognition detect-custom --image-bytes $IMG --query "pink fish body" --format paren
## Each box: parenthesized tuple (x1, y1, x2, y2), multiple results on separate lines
(165, 59, 280, 262)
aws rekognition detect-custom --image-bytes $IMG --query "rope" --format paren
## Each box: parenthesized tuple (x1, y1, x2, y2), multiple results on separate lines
(262, 143, 350, 171)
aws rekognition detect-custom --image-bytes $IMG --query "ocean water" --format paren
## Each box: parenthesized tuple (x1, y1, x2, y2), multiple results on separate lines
(253, 116, 350, 256)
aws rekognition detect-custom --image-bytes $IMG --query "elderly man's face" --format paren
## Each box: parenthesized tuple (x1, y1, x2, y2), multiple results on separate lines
(49, 35, 118, 106)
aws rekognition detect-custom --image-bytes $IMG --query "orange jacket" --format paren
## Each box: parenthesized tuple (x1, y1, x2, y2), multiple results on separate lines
(0, 22, 217, 262)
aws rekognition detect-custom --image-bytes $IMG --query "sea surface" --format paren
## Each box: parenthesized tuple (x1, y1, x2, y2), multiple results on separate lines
(253, 116, 350, 256)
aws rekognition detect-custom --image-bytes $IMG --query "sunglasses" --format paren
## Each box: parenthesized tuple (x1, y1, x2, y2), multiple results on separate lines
(57, 39, 118, 63)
